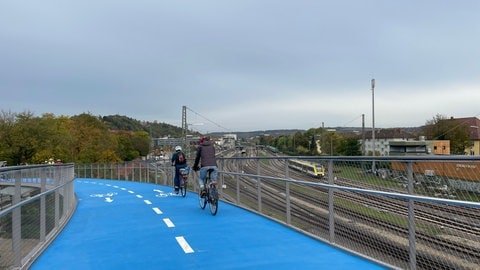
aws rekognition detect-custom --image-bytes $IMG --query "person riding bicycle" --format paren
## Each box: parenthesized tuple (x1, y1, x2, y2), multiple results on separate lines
(171, 145, 188, 194)
(192, 136, 218, 196)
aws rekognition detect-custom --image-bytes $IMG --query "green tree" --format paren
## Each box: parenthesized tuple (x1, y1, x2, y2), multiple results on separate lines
(424, 114, 471, 155)
(0, 110, 17, 165)
(337, 137, 362, 156)
(115, 131, 140, 161)
(70, 113, 120, 163)
(131, 131, 150, 156)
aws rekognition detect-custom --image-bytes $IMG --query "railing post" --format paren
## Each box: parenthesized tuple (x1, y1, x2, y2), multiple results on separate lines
(40, 169, 47, 242)
(97, 163, 100, 178)
(164, 163, 168, 186)
(257, 158, 262, 213)
(12, 170, 22, 268)
(145, 162, 148, 182)
(407, 161, 417, 270)
(125, 163, 128, 181)
(236, 159, 240, 204)
(219, 159, 225, 197)
(155, 163, 158, 184)
(139, 162, 142, 182)
(285, 158, 291, 225)
(328, 159, 335, 243)
(55, 189, 60, 229)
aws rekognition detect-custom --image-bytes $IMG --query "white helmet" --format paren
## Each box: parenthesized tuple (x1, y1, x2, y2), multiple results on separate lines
(175, 146, 182, 151)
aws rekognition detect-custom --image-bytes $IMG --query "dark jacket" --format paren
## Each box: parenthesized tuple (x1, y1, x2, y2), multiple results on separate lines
(171, 151, 187, 166)
(193, 140, 216, 168)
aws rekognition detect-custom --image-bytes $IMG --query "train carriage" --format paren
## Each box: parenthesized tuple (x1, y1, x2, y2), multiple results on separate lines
(288, 159, 325, 178)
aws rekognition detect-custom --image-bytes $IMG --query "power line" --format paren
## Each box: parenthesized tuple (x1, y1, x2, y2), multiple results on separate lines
(185, 106, 232, 133)
(341, 114, 363, 127)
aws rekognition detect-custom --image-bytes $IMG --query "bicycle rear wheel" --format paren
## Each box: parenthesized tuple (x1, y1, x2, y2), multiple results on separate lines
(199, 189, 207, 209)
(209, 186, 218, 215)
(180, 180, 187, 197)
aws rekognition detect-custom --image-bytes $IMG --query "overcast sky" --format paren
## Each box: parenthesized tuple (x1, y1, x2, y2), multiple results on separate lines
(1, 1, 479, 133)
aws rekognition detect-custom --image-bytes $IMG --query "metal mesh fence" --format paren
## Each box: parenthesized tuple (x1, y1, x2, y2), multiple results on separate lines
(29, 156, 479, 270)
(217, 156, 480, 270)
(0, 164, 75, 270)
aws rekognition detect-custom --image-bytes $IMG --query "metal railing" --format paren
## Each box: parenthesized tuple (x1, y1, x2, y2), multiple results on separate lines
(74, 156, 480, 270)
(0, 164, 75, 270)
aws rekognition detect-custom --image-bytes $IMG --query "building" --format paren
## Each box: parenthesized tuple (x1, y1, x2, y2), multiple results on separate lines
(389, 139, 450, 156)
(361, 128, 417, 156)
(428, 140, 450, 155)
(389, 140, 428, 156)
(449, 117, 480, 155)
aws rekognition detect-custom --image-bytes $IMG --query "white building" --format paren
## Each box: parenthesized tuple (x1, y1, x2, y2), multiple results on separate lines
(361, 128, 416, 156)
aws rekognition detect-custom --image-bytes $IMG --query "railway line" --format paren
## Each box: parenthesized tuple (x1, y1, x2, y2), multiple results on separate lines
(220, 155, 480, 269)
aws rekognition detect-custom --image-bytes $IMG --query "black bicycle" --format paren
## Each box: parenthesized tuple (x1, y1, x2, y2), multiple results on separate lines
(198, 168, 218, 215)
(179, 166, 190, 197)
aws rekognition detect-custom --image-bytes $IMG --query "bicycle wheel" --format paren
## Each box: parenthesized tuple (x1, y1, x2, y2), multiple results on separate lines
(198, 188, 207, 209)
(209, 186, 218, 216)
(180, 180, 187, 197)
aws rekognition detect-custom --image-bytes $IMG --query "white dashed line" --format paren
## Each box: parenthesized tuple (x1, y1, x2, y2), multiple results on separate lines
(121, 188, 126, 190)
(136, 195, 143, 199)
(113, 185, 119, 188)
(163, 218, 175, 228)
(144, 200, 152, 205)
(152, 207, 163, 214)
(175, 236, 194, 254)
(128, 191, 134, 194)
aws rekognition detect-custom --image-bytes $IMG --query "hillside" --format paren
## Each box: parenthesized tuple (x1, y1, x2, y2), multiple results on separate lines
(102, 114, 183, 138)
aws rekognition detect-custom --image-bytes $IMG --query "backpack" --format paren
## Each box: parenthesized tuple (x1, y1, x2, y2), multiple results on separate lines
(177, 152, 185, 163)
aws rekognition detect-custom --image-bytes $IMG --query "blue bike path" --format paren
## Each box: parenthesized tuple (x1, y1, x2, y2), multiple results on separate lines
(31, 179, 387, 270)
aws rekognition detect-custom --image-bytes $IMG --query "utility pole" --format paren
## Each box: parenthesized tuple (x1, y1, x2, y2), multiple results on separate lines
(181, 105, 188, 155)
(371, 79, 376, 172)
(362, 114, 365, 155)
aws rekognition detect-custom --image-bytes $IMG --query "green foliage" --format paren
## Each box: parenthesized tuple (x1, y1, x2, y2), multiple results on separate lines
(337, 138, 362, 156)
(0, 111, 183, 165)
(263, 127, 361, 156)
(424, 114, 471, 155)
(103, 114, 183, 138)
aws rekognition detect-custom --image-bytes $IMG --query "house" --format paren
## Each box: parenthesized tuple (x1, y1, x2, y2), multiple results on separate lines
(448, 117, 480, 155)
(361, 128, 417, 156)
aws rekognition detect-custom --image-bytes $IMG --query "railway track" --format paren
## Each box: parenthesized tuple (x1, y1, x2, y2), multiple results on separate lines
(221, 157, 480, 269)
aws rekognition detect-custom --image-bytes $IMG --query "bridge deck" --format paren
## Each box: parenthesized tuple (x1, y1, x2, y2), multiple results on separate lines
(31, 179, 386, 270)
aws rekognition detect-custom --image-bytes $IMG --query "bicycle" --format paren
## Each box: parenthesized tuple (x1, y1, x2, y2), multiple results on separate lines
(198, 168, 218, 215)
(179, 166, 190, 198)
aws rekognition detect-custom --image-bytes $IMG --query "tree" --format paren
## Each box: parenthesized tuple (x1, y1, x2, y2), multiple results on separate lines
(423, 114, 471, 155)
(337, 138, 362, 156)
(70, 113, 120, 163)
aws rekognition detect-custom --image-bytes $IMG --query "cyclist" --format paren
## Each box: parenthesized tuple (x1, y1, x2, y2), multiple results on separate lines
(171, 145, 187, 194)
(192, 136, 218, 196)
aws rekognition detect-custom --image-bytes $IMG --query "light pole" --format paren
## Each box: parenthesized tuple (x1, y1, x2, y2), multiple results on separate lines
(371, 78, 376, 172)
